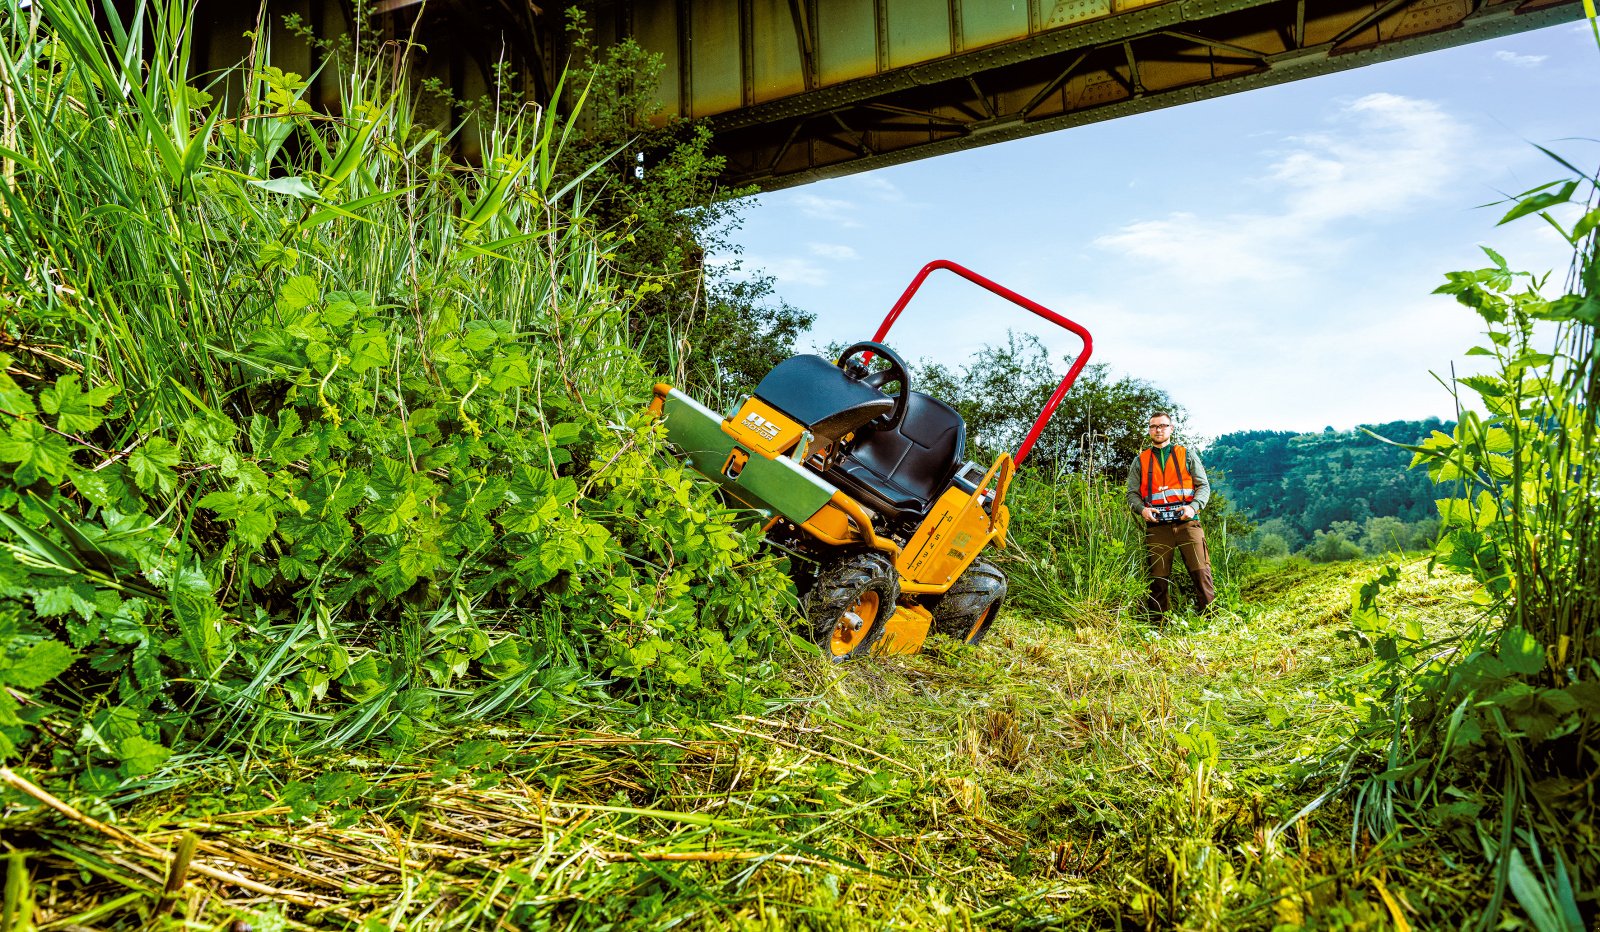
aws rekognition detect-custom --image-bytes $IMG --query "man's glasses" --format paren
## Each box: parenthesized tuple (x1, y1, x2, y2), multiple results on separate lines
(1148, 424, 1172, 431)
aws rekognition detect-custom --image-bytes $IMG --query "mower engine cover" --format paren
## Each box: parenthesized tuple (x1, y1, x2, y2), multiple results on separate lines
(753, 355, 894, 448)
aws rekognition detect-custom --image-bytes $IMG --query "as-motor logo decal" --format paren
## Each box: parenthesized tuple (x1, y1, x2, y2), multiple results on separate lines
(742, 412, 781, 441)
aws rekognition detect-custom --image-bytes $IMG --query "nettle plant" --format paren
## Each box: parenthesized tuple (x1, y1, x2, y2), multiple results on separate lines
(1340, 163, 1598, 927)
(0, 0, 792, 783)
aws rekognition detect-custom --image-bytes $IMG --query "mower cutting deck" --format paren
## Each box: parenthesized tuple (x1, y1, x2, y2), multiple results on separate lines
(649, 260, 1093, 661)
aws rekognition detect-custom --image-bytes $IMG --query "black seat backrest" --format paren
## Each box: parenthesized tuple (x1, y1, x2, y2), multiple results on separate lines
(845, 391, 966, 508)
(753, 355, 894, 445)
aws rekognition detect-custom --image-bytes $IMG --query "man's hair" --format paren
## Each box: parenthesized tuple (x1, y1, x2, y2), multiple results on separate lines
(1148, 412, 1173, 424)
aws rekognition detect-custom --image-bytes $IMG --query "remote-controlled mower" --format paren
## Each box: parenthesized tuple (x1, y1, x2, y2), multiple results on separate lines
(648, 260, 1093, 661)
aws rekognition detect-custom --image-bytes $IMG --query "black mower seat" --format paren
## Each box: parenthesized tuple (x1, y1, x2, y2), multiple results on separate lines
(753, 355, 894, 446)
(827, 391, 966, 524)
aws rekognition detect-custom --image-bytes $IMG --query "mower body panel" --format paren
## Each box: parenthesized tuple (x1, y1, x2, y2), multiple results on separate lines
(654, 387, 835, 524)
(897, 486, 1002, 590)
(875, 604, 933, 656)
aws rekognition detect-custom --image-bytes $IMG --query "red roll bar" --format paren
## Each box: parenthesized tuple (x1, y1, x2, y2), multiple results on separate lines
(872, 259, 1094, 468)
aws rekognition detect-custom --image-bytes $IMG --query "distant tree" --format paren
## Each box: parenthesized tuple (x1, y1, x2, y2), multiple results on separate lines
(1205, 419, 1451, 545)
(1253, 517, 1305, 552)
(1305, 527, 1364, 562)
(918, 332, 1180, 478)
(1254, 533, 1290, 559)
(1358, 515, 1410, 555)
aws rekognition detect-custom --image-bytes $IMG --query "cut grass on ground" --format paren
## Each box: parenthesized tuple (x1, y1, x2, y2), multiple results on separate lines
(2, 557, 1481, 930)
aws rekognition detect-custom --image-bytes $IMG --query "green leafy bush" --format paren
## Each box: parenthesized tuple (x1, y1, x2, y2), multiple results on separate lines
(1327, 154, 1600, 927)
(1304, 526, 1364, 563)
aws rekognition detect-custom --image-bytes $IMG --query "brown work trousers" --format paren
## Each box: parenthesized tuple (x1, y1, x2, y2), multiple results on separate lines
(1143, 519, 1215, 616)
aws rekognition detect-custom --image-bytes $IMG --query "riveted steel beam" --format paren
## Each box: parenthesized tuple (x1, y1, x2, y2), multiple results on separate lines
(715, 0, 1578, 189)
(337, 0, 1586, 187)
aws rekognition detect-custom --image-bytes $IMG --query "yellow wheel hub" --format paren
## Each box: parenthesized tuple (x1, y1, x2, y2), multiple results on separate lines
(965, 603, 998, 643)
(830, 591, 880, 657)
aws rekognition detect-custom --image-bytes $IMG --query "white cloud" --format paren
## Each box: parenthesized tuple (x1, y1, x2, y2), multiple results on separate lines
(786, 193, 862, 226)
(1494, 50, 1547, 68)
(808, 242, 859, 260)
(1092, 213, 1292, 284)
(744, 256, 829, 287)
(1280, 93, 1470, 221)
(855, 176, 907, 202)
(1093, 93, 1479, 284)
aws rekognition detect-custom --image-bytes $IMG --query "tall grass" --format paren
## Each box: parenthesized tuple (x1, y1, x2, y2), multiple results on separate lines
(998, 468, 1145, 623)
(1000, 466, 1248, 626)
(0, 0, 791, 787)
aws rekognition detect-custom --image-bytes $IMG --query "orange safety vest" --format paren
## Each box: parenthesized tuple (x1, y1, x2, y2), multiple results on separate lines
(1139, 445, 1196, 507)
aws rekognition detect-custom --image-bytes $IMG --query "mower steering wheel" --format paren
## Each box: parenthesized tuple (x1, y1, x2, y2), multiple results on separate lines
(836, 341, 911, 432)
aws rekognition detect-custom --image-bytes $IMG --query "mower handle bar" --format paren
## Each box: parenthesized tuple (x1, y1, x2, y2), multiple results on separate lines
(871, 259, 1094, 468)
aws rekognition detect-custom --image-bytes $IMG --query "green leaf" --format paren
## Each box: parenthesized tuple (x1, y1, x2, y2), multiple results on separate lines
(1457, 375, 1504, 398)
(128, 437, 181, 494)
(254, 408, 314, 466)
(69, 468, 123, 508)
(359, 458, 419, 534)
(487, 354, 530, 391)
(1479, 427, 1513, 453)
(321, 294, 364, 328)
(117, 735, 172, 777)
(168, 564, 227, 674)
(1565, 681, 1600, 713)
(5, 640, 76, 689)
(1505, 845, 1582, 932)
(278, 275, 320, 314)
(1436, 497, 1474, 529)
(198, 490, 278, 548)
(0, 354, 37, 415)
(1498, 180, 1577, 225)
(349, 328, 390, 373)
(40, 374, 120, 433)
(549, 423, 583, 446)
(0, 419, 72, 485)
(460, 327, 498, 352)
(1473, 490, 1500, 530)
(1497, 626, 1545, 676)
(1534, 295, 1600, 325)
(250, 176, 321, 199)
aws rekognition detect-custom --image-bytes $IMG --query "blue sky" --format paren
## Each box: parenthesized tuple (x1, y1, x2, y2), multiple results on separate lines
(713, 20, 1599, 441)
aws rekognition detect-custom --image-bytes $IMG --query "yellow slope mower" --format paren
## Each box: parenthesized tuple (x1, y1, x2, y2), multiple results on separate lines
(649, 260, 1094, 661)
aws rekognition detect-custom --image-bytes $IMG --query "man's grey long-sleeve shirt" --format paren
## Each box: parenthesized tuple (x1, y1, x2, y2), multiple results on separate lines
(1125, 446, 1211, 517)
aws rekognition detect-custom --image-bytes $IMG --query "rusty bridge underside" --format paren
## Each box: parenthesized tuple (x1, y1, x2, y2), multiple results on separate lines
(597, 0, 1582, 189)
(241, 0, 1585, 190)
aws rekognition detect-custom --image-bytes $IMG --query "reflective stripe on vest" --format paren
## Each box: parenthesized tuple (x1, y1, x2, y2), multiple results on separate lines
(1140, 445, 1195, 506)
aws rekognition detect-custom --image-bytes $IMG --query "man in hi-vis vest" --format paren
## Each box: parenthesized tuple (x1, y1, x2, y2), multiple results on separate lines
(1124, 412, 1216, 618)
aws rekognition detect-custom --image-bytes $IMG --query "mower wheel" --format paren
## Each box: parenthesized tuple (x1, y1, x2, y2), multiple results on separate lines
(804, 551, 899, 662)
(932, 560, 1007, 646)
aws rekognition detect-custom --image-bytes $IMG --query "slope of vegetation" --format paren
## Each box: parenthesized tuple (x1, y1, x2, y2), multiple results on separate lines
(1, 2, 1595, 930)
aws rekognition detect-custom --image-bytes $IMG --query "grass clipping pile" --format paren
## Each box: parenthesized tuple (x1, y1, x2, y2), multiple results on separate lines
(2, 559, 1481, 929)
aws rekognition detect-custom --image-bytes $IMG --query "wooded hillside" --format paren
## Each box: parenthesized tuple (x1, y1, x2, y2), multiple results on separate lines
(1205, 418, 1451, 555)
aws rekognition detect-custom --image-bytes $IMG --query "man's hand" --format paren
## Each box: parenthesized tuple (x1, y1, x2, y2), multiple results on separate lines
(1181, 505, 1196, 520)
(1142, 507, 1156, 523)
